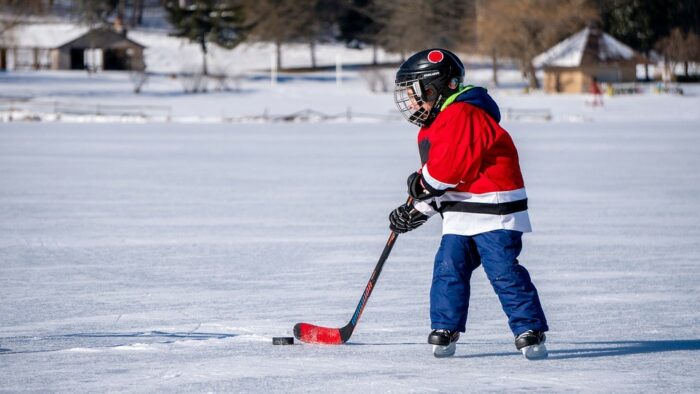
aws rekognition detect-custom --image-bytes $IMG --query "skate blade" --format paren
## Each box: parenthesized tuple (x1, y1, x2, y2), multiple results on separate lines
(433, 342, 456, 358)
(521, 343, 548, 360)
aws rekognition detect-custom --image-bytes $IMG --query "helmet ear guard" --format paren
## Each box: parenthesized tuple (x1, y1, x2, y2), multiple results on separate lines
(448, 77, 460, 90)
(422, 82, 438, 102)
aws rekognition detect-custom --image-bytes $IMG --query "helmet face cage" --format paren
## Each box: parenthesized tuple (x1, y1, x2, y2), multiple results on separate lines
(394, 76, 431, 127)
(394, 49, 466, 127)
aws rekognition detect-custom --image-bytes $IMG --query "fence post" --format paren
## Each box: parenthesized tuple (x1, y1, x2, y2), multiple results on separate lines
(336, 54, 342, 88)
(271, 53, 277, 88)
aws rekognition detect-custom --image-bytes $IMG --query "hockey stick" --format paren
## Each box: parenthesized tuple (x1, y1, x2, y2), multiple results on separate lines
(293, 197, 413, 345)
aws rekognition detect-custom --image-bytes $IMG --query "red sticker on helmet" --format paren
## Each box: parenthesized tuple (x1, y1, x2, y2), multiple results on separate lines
(427, 50, 444, 63)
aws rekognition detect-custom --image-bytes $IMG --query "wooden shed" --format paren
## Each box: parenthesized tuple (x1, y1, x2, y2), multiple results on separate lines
(0, 23, 145, 71)
(533, 27, 645, 93)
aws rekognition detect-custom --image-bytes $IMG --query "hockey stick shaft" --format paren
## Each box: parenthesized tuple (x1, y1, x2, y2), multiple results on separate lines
(294, 197, 412, 344)
(349, 196, 413, 322)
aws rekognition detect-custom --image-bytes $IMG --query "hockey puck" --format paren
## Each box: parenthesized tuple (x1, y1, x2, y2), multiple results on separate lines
(272, 337, 294, 345)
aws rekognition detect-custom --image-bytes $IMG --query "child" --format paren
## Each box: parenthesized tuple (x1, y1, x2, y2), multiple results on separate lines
(389, 49, 549, 359)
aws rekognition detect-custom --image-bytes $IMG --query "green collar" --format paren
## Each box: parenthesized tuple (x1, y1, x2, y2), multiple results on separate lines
(440, 84, 476, 112)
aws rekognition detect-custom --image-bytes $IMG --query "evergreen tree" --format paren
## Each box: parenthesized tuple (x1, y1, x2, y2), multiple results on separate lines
(164, 0, 247, 76)
(337, 0, 378, 45)
(73, 0, 120, 28)
(336, 0, 386, 64)
(598, 0, 700, 79)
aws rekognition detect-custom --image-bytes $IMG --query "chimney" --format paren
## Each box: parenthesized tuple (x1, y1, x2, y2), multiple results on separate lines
(113, 15, 127, 37)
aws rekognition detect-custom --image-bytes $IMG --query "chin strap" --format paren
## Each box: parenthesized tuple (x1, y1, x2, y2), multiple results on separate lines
(423, 94, 446, 127)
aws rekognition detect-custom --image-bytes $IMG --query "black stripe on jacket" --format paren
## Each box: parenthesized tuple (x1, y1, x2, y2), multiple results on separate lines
(438, 199, 528, 216)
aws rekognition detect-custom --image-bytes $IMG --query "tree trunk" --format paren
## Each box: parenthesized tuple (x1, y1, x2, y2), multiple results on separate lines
(131, 0, 143, 26)
(372, 44, 378, 65)
(200, 40, 208, 76)
(491, 50, 499, 87)
(644, 51, 650, 81)
(276, 41, 282, 70)
(117, 0, 125, 22)
(310, 41, 316, 69)
(137, 0, 144, 25)
(32, 47, 39, 70)
(524, 61, 539, 90)
(684, 61, 689, 77)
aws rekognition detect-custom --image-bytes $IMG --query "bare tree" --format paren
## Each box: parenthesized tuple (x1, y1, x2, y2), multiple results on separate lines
(475, 1, 502, 86)
(476, 0, 599, 89)
(0, 0, 50, 35)
(656, 28, 700, 80)
(377, 0, 473, 58)
(242, 0, 298, 70)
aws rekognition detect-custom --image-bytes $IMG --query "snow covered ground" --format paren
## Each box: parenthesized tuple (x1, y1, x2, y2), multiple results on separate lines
(1, 65, 700, 392)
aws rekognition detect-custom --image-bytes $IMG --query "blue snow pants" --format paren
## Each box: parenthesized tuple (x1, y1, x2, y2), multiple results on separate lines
(430, 230, 548, 336)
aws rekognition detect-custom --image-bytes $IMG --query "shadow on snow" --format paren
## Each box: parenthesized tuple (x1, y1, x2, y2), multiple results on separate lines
(454, 339, 700, 360)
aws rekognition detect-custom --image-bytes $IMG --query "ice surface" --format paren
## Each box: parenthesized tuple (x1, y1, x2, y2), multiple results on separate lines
(1, 66, 700, 391)
(1, 117, 699, 392)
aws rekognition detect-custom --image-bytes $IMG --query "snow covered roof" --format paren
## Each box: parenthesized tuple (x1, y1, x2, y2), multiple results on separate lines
(2, 23, 89, 48)
(533, 27, 639, 68)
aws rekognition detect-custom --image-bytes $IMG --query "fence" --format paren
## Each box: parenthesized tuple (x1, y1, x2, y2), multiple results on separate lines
(502, 107, 552, 122)
(0, 98, 172, 122)
(0, 99, 552, 124)
(224, 108, 402, 123)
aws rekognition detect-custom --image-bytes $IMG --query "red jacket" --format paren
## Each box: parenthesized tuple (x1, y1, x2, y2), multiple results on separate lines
(414, 97, 531, 236)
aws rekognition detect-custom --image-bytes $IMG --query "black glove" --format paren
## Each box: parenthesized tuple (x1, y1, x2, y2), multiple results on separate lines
(407, 172, 446, 200)
(389, 203, 429, 234)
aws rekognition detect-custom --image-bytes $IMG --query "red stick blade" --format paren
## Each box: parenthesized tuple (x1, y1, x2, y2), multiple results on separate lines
(294, 322, 344, 345)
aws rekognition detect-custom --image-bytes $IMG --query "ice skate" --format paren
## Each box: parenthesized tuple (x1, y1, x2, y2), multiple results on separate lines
(428, 329, 459, 358)
(515, 330, 548, 360)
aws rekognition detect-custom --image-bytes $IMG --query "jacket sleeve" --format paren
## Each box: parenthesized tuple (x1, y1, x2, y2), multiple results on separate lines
(421, 104, 497, 190)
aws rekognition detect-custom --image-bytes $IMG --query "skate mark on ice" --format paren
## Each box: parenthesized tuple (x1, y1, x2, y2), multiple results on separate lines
(0, 331, 238, 355)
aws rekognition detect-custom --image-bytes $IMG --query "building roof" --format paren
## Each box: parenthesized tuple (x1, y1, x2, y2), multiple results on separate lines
(1, 23, 144, 49)
(533, 27, 640, 68)
(2, 23, 89, 48)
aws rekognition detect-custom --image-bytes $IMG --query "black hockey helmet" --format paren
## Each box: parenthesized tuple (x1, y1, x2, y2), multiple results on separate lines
(394, 49, 465, 127)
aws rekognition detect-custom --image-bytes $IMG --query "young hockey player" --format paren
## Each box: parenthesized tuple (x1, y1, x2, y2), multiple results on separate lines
(388, 49, 549, 359)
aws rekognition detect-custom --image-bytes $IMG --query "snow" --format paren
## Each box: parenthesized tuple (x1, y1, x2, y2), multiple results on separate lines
(128, 30, 403, 74)
(1, 22, 403, 74)
(1, 53, 700, 392)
